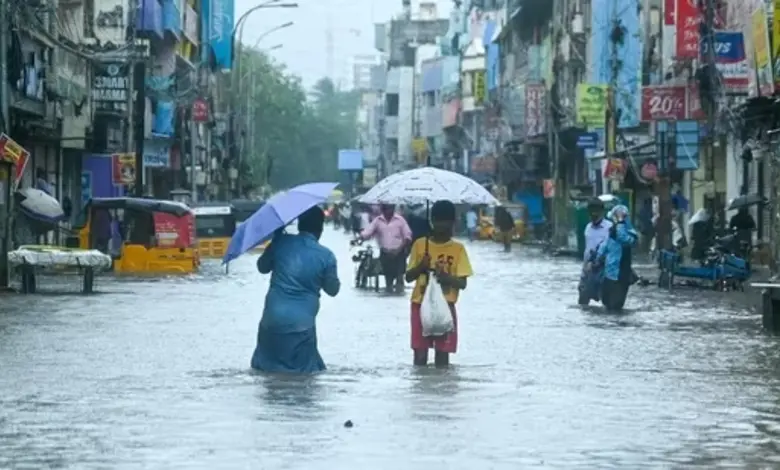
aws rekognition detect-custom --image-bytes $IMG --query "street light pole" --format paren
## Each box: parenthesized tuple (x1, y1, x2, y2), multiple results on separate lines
(229, 1, 297, 197)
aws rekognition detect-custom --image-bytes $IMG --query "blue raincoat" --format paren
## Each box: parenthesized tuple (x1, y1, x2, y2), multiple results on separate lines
(595, 207, 638, 310)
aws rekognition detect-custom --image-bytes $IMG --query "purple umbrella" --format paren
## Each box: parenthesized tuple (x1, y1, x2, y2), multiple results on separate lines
(223, 182, 339, 263)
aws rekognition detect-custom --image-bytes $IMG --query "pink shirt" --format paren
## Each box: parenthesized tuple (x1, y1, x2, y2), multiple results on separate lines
(361, 213, 412, 252)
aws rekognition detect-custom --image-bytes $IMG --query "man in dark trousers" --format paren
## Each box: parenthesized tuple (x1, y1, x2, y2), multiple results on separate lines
(495, 206, 515, 252)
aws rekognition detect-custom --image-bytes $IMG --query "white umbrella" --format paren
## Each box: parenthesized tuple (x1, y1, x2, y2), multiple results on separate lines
(357, 167, 499, 205)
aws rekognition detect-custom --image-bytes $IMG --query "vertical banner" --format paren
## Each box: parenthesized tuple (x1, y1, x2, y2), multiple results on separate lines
(675, 0, 699, 59)
(752, 5, 774, 96)
(112, 153, 136, 185)
(524, 84, 546, 138)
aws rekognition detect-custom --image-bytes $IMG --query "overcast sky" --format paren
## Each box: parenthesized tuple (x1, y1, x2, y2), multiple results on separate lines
(234, 0, 453, 88)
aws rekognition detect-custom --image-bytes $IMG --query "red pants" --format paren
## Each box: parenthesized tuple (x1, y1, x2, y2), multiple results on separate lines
(410, 302, 458, 353)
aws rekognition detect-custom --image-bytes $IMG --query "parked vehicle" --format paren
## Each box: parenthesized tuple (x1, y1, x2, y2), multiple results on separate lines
(478, 202, 528, 241)
(230, 198, 269, 252)
(69, 197, 198, 275)
(192, 203, 236, 259)
(350, 238, 381, 291)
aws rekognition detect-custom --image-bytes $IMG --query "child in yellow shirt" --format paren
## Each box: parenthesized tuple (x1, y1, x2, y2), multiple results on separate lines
(405, 200, 473, 367)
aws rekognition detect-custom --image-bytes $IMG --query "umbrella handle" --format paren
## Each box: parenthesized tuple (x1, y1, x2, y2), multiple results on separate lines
(424, 201, 429, 255)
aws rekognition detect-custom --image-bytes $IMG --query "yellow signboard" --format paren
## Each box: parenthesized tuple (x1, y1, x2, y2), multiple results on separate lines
(411, 138, 427, 164)
(576, 84, 608, 127)
(774, 0, 780, 86)
(753, 6, 770, 68)
(473, 71, 486, 104)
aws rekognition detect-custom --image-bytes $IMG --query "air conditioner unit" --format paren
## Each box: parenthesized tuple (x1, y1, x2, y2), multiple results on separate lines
(571, 13, 584, 35)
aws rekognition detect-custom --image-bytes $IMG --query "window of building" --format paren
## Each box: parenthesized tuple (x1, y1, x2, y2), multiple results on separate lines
(385, 93, 399, 116)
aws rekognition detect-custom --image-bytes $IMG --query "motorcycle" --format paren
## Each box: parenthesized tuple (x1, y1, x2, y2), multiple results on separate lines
(350, 238, 382, 291)
(658, 229, 751, 291)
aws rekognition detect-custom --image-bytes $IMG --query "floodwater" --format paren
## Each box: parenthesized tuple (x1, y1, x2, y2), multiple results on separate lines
(1, 227, 779, 469)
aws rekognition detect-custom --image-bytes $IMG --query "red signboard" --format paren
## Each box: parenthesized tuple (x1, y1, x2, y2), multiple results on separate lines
(675, 0, 699, 58)
(525, 84, 546, 138)
(192, 98, 208, 122)
(664, 0, 675, 25)
(641, 86, 687, 121)
(153, 212, 193, 249)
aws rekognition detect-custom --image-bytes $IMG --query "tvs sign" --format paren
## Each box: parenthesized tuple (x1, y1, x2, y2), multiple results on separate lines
(700, 32, 747, 90)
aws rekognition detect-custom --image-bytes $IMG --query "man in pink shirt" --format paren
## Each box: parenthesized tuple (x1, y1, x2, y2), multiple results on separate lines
(360, 204, 413, 293)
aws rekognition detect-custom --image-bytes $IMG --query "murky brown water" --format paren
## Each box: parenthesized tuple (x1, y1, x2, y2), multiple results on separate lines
(1, 227, 779, 468)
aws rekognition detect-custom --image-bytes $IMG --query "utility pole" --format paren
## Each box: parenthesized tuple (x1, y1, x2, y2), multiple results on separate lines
(656, 121, 675, 250)
(0, 0, 9, 288)
(605, 11, 620, 192)
(548, 0, 562, 245)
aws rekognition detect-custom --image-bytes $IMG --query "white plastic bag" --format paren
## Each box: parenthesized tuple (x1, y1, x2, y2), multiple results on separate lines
(420, 275, 455, 337)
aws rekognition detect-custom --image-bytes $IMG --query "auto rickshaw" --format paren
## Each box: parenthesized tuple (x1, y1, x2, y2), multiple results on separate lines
(230, 198, 270, 252)
(192, 203, 236, 259)
(478, 203, 528, 241)
(71, 197, 198, 274)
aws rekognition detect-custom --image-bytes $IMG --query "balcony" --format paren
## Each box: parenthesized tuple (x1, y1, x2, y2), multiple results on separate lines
(136, 0, 163, 39)
(162, 0, 181, 38)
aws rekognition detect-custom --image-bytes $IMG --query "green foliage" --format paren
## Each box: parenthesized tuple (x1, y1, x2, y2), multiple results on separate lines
(236, 48, 360, 191)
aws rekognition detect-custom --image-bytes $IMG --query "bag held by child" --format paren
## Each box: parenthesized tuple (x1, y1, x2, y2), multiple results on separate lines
(420, 275, 454, 337)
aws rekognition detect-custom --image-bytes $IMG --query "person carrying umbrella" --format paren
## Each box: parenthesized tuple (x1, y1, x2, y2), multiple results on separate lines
(358, 203, 412, 293)
(405, 200, 473, 367)
(251, 206, 340, 373)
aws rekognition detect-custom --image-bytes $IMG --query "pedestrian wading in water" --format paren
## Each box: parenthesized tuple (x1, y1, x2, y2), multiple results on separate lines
(406, 200, 473, 367)
(251, 206, 340, 373)
(596, 205, 637, 311)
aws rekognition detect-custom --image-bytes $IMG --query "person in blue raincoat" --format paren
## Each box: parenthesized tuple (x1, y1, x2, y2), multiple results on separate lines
(251, 206, 341, 373)
(578, 198, 612, 305)
(595, 205, 638, 311)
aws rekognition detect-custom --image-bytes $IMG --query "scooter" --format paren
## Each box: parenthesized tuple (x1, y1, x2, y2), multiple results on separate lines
(350, 238, 382, 292)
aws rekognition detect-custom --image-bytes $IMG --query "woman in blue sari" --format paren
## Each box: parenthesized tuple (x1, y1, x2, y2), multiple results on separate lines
(252, 206, 341, 373)
(596, 205, 638, 311)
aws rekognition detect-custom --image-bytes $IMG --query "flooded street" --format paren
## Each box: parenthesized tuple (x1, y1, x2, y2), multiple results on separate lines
(2, 226, 780, 468)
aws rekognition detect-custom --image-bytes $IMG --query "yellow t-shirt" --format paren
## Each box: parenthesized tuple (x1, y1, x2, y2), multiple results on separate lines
(408, 237, 473, 304)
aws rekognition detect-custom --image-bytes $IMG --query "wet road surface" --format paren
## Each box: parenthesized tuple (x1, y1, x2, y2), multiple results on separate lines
(1, 227, 780, 468)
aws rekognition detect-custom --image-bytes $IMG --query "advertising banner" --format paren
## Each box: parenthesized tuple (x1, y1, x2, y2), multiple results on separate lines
(576, 84, 607, 127)
(700, 31, 747, 90)
(209, 0, 234, 70)
(641, 86, 687, 121)
(524, 84, 546, 138)
(676, 0, 699, 58)
(753, 5, 774, 96)
(112, 153, 136, 185)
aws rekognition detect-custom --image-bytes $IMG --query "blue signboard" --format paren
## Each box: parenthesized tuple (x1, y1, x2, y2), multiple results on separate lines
(338, 149, 364, 171)
(208, 0, 234, 71)
(576, 132, 599, 149)
(81, 171, 92, 208)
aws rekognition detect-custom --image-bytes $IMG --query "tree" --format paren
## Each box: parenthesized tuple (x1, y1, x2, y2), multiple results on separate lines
(235, 48, 360, 192)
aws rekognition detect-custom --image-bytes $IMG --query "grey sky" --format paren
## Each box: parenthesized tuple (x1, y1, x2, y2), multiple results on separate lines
(235, 0, 452, 88)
